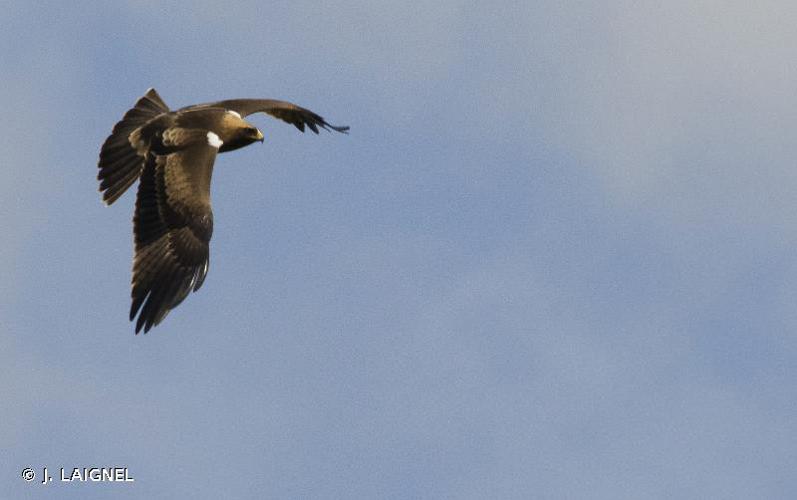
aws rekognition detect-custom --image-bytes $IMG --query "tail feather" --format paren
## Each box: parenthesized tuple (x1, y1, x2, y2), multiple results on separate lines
(97, 89, 169, 205)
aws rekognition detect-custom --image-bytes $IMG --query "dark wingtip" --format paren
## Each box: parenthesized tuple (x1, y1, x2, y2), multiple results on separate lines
(130, 290, 147, 333)
(325, 123, 349, 134)
(135, 313, 150, 334)
(134, 317, 145, 334)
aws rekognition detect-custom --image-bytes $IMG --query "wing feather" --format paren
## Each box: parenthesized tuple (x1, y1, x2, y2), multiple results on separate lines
(130, 131, 218, 333)
(184, 99, 349, 134)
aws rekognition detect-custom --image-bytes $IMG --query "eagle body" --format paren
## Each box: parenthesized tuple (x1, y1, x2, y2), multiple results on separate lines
(97, 88, 347, 333)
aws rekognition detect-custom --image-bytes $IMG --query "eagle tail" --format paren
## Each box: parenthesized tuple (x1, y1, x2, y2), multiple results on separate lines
(97, 88, 169, 205)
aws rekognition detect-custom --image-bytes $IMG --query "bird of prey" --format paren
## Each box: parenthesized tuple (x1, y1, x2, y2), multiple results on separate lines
(97, 88, 348, 333)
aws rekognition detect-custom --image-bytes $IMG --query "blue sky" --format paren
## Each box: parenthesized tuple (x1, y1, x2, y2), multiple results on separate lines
(3, 1, 797, 498)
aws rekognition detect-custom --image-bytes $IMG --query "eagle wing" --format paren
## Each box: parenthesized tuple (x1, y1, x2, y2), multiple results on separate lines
(191, 99, 349, 134)
(130, 129, 218, 333)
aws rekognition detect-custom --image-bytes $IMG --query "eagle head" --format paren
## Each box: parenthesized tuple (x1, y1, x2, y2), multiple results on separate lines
(218, 111, 264, 152)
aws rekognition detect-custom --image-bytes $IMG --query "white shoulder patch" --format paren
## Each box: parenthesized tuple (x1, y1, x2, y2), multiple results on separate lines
(207, 131, 223, 148)
(227, 110, 242, 119)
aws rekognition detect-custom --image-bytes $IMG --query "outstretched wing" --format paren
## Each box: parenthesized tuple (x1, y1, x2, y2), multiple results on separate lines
(130, 129, 219, 333)
(189, 99, 349, 134)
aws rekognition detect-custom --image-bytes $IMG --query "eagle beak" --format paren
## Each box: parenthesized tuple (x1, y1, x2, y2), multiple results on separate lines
(256, 129, 264, 142)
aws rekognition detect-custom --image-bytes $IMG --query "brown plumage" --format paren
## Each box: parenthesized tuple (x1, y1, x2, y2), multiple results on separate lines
(97, 88, 348, 333)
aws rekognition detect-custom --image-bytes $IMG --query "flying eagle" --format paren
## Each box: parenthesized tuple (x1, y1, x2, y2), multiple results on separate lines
(97, 88, 348, 333)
